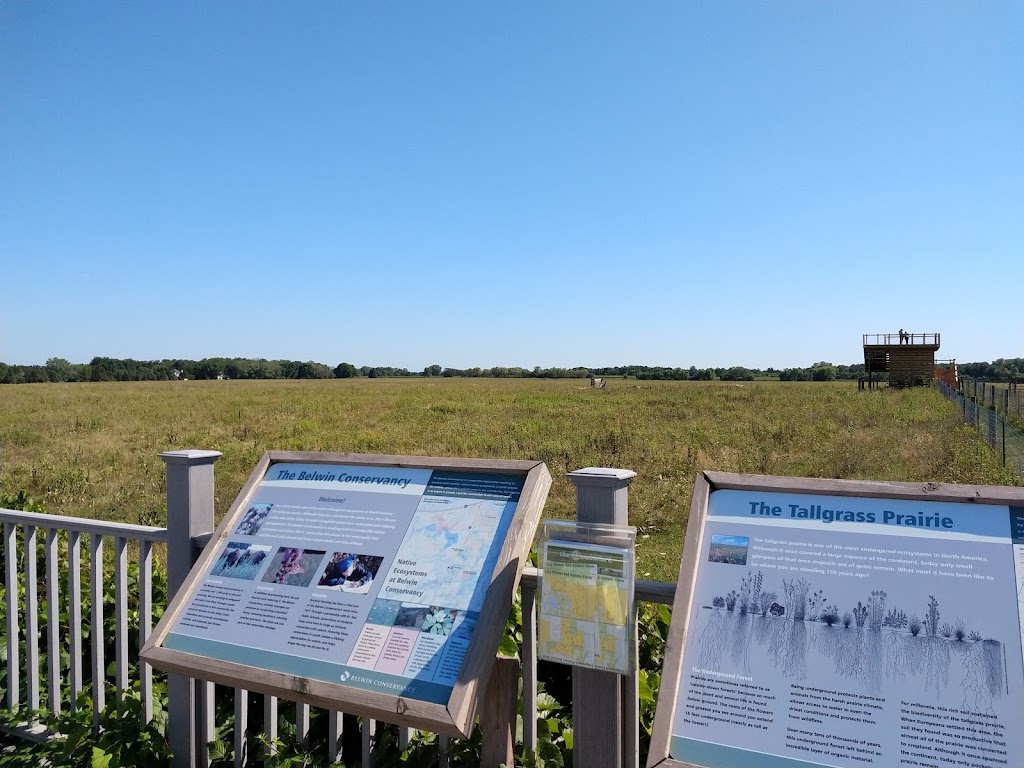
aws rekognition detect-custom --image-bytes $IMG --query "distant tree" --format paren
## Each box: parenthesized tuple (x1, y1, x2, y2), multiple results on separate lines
(45, 357, 76, 382)
(333, 362, 358, 378)
(811, 362, 837, 382)
(423, 364, 442, 377)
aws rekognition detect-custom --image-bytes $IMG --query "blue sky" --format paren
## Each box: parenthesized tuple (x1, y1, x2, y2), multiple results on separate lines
(2, 2, 1020, 370)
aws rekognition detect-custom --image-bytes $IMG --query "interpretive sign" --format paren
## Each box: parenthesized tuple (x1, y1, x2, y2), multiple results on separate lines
(647, 472, 1024, 768)
(142, 452, 551, 737)
(538, 520, 636, 674)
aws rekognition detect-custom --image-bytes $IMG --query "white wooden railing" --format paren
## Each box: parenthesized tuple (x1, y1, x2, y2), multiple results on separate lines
(2, 453, 667, 768)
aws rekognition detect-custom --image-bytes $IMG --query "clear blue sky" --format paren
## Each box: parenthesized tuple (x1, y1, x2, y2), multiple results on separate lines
(2, 2, 1020, 370)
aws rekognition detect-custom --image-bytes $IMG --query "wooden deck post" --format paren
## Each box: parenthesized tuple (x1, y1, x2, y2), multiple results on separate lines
(567, 467, 636, 768)
(160, 450, 221, 768)
(480, 655, 520, 767)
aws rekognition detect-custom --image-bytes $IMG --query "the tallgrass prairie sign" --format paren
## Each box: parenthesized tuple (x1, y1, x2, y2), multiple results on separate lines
(648, 472, 1024, 768)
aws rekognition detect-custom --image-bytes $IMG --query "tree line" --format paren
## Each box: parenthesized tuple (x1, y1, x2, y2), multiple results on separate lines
(0, 356, 1014, 385)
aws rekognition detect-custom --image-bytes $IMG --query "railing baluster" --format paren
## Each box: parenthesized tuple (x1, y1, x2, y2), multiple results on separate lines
(91, 534, 105, 726)
(438, 735, 449, 768)
(24, 525, 40, 715)
(297, 702, 310, 745)
(522, 583, 538, 754)
(263, 694, 278, 763)
(361, 717, 376, 768)
(234, 688, 248, 768)
(5, 522, 20, 710)
(114, 536, 128, 710)
(45, 528, 61, 716)
(139, 539, 153, 722)
(398, 726, 411, 751)
(68, 530, 83, 710)
(327, 710, 343, 763)
(198, 680, 215, 767)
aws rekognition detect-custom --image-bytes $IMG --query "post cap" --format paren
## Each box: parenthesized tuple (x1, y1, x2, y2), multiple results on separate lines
(566, 467, 636, 487)
(159, 449, 223, 466)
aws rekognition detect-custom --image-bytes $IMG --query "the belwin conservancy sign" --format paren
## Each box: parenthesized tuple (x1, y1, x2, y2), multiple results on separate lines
(648, 472, 1024, 768)
(141, 452, 551, 737)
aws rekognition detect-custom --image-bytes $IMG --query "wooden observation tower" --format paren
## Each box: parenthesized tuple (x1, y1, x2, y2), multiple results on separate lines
(863, 332, 941, 387)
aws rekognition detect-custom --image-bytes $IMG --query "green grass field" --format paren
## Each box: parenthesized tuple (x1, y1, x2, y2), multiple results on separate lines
(0, 379, 1017, 580)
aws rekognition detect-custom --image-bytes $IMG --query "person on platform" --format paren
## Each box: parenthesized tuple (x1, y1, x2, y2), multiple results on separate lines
(899, 328, 906, 344)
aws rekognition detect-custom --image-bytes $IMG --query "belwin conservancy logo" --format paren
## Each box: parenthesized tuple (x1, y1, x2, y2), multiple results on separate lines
(339, 669, 416, 694)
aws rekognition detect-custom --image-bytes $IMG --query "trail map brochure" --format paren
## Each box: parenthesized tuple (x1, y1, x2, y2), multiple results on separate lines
(163, 463, 524, 704)
(671, 489, 1024, 768)
(539, 539, 634, 674)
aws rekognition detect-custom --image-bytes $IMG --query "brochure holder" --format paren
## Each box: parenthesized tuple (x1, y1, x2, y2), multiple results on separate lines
(537, 520, 636, 675)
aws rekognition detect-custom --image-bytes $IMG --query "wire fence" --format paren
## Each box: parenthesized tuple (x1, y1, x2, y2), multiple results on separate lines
(937, 380, 1024, 477)
(960, 376, 1023, 428)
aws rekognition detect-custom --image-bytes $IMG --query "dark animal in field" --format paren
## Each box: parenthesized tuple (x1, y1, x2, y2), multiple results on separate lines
(769, 603, 785, 617)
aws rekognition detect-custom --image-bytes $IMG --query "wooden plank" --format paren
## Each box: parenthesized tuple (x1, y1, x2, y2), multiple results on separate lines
(198, 680, 215, 767)
(623, 607, 640, 768)
(398, 726, 410, 751)
(68, 530, 83, 711)
(327, 710, 343, 764)
(479, 656, 518, 768)
(703, 471, 1024, 505)
(24, 525, 39, 714)
(262, 694, 278, 763)
(114, 536, 129, 710)
(45, 528, 61, 716)
(296, 702, 310, 746)
(90, 534, 105, 726)
(361, 717, 376, 768)
(646, 474, 711, 768)
(0, 508, 167, 541)
(521, 583, 538, 754)
(438, 735, 449, 768)
(139, 539, 153, 722)
(4, 523, 19, 710)
(266, 450, 541, 473)
(234, 688, 248, 768)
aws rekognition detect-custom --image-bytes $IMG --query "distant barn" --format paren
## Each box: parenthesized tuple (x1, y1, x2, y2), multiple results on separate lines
(863, 332, 941, 387)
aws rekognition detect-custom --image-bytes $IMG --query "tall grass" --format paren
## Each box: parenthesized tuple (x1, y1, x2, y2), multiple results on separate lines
(0, 379, 1016, 580)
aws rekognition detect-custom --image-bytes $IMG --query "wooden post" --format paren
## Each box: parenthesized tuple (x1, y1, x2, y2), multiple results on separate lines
(480, 656, 520, 768)
(160, 450, 222, 768)
(568, 467, 636, 768)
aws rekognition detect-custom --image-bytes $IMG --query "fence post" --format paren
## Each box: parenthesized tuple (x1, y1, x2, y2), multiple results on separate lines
(160, 450, 222, 768)
(568, 467, 636, 768)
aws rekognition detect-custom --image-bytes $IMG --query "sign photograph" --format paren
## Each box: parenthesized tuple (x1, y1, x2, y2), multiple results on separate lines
(141, 452, 551, 737)
(648, 473, 1024, 768)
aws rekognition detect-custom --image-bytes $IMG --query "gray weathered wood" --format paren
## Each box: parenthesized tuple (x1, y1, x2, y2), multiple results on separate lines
(327, 710, 342, 763)
(567, 468, 635, 768)
(115, 536, 129, 710)
(0, 507, 167, 540)
(521, 583, 538, 754)
(161, 449, 221, 768)
(262, 694, 278, 763)
(198, 679, 214, 767)
(234, 688, 248, 768)
(90, 533, 105, 726)
(398, 725, 410, 751)
(24, 525, 39, 715)
(438, 735, 449, 768)
(361, 717, 376, 768)
(45, 528, 60, 715)
(139, 539, 153, 722)
(623, 607, 640, 768)
(5, 523, 19, 710)
(296, 702, 310, 746)
(480, 656, 519, 768)
(68, 530, 83, 710)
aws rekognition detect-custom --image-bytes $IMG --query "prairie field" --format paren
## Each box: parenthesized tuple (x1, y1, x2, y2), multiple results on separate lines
(0, 379, 1017, 580)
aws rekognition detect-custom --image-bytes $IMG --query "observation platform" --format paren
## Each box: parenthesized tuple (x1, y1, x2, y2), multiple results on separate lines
(863, 333, 941, 388)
